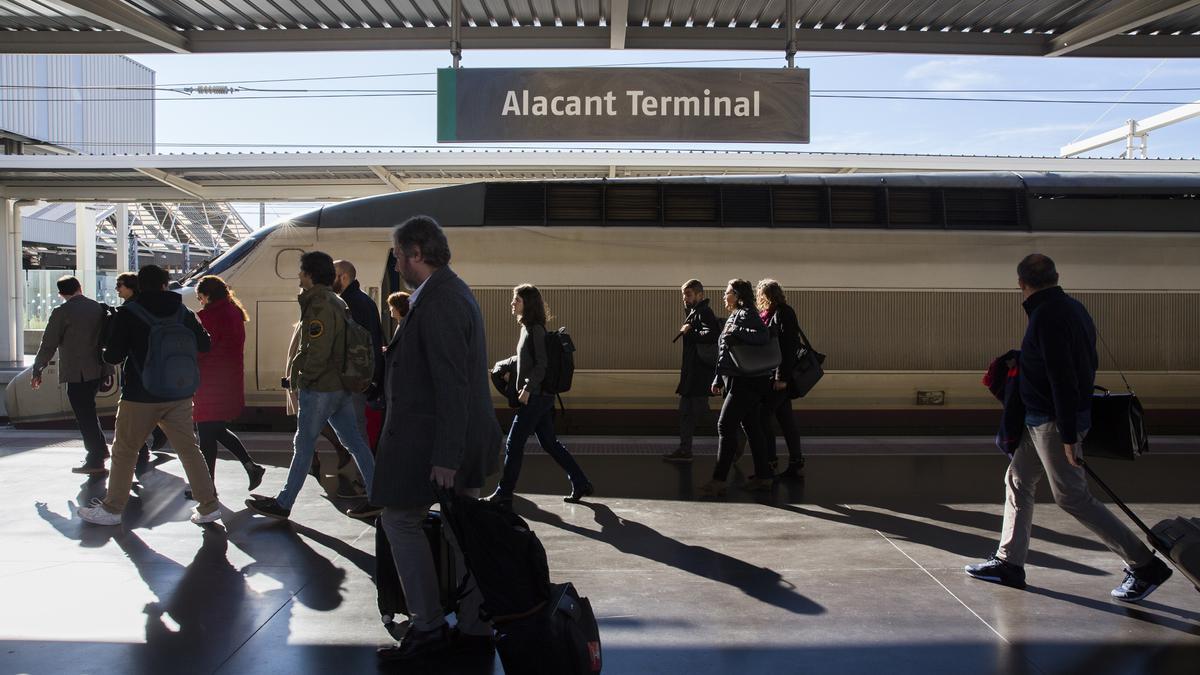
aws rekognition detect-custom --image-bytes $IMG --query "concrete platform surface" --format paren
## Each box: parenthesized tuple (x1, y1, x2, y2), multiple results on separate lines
(1, 429, 1197, 675)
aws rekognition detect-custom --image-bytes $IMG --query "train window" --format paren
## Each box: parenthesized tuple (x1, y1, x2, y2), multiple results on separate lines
(663, 185, 720, 226)
(606, 184, 661, 224)
(888, 189, 940, 228)
(721, 185, 771, 227)
(945, 189, 1021, 229)
(485, 183, 545, 226)
(547, 184, 603, 225)
(831, 188, 882, 227)
(275, 248, 305, 279)
(772, 187, 824, 225)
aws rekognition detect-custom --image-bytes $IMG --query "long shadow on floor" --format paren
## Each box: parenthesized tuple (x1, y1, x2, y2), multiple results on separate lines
(774, 502, 1107, 576)
(1026, 586, 1200, 637)
(518, 498, 824, 616)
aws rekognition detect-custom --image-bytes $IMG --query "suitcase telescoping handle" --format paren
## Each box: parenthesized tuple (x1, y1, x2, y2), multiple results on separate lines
(1082, 461, 1169, 552)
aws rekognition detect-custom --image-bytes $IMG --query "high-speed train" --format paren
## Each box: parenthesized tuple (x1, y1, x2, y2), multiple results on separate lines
(7, 172, 1200, 433)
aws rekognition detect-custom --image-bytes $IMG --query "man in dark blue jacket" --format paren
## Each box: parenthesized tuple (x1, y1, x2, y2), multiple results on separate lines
(966, 254, 1171, 602)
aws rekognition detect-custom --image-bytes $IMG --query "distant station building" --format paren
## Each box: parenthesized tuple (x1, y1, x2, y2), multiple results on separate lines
(0, 55, 250, 355)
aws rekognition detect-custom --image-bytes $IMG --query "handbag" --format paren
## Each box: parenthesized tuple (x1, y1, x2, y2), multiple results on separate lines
(788, 325, 826, 399)
(1082, 333, 1149, 461)
(728, 335, 781, 377)
(1084, 385, 1149, 461)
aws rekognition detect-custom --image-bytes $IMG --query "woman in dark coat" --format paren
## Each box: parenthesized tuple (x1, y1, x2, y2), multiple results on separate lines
(194, 275, 264, 490)
(757, 279, 805, 480)
(486, 284, 592, 508)
(697, 279, 773, 498)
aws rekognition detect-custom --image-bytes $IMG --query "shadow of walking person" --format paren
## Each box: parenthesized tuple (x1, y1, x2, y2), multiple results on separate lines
(775, 502, 1107, 576)
(519, 499, 824, 616)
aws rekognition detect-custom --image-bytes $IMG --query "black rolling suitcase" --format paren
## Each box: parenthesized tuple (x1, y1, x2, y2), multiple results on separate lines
(437, 491, 603, 674)
(1084, 463, 1200, 593)
(374, 511, 460, 639)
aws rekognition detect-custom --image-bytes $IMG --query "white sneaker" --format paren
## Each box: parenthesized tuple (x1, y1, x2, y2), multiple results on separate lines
(190, 506, 222, 525)
(77, 498, 122, 526)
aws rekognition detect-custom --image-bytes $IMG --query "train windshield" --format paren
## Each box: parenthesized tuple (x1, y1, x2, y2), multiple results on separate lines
(181, 222, 284, 286)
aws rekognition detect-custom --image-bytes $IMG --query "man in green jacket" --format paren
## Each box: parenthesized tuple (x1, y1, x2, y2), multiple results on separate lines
(246, 251, 377, 520)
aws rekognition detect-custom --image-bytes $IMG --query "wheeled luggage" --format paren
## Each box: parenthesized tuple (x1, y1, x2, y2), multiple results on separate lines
(437, 492, 603, 674)
(375, 510, 460, 639)
(1084, 463, 1200, 593)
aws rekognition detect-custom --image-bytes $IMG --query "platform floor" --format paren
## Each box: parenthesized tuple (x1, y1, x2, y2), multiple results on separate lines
(1, 429, 1198, 675)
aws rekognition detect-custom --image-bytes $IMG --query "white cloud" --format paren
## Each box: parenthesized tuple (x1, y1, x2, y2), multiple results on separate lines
(903, 59, 1002, 91)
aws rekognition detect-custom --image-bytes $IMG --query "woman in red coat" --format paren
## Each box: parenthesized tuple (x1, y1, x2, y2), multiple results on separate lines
(194, 275, 264, 490)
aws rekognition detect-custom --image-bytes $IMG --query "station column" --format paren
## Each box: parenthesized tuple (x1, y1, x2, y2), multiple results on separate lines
(75, 204, 97, 298)
(0, 198, 17, 363)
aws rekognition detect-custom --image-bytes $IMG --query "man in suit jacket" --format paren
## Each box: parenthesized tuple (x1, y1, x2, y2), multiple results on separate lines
(373, 216, 502, 663)
(31, 275, 110, 474)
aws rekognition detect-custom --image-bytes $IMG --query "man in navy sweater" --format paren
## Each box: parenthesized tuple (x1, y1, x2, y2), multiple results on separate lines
(966, 254, 1172, 602)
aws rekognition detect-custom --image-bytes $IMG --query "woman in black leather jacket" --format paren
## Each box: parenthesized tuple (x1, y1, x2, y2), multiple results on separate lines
(757, 279, 805, 480)
(697, 279, 773, 498)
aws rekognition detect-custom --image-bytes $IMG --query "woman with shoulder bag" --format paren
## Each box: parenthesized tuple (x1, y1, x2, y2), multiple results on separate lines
(486, 284, 593, 509)
(194, 275, 265, 491)
(697, 279, 774, 498)
(757, 279, 805, 480)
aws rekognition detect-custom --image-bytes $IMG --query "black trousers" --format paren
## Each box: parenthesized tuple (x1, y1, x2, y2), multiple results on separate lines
(761, 388, 803, 466)
(712, 375, 772, 481)
(66, 379, 107, 465)
(196, 420, 255, 477)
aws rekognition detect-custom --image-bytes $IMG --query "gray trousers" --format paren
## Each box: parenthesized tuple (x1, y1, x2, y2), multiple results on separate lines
(997, 421, 1154, 569)
(678, 395, 711, 452)
(380, 488, 489, 636)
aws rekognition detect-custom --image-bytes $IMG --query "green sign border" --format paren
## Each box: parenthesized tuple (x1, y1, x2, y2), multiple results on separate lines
(436, 69, 457, 142)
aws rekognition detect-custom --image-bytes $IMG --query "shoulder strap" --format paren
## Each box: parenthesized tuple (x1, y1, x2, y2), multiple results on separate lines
(796, 323, 815, 351)
(1095, 331, 1134, 393)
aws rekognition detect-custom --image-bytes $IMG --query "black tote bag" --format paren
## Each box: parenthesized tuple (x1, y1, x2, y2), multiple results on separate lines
(789, 326, 826, 399)
(1084, 386, 1149, 461)
(728, 335, 781, 377)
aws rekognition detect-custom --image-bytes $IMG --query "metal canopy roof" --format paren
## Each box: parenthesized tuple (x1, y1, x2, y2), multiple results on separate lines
(2, 149, 1198, 201)
(1, 1, 1199, 57)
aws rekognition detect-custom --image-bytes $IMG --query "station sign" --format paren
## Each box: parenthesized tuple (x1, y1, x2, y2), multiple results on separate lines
(437, 68, 809, 143)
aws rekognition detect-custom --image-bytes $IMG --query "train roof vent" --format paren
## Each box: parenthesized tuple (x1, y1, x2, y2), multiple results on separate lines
(831, 187, 881, 227)
(485, 183, 545, 226)
(772, 186, 824, 224)
(663, 185, 720, 225)
(606, 184, 661, 224)
(547, 183, 603, 225)
(944, 188, 1021, 229)
(889, 188, 940, 228)
(721, 185, 771, 227)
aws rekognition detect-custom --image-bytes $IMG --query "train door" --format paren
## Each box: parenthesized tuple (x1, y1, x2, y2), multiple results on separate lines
(381, 249, 401, 337)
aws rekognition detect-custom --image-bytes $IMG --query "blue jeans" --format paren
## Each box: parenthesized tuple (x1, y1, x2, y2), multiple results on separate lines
(496, 393, 587, 496)
(277, 388, 376, 510)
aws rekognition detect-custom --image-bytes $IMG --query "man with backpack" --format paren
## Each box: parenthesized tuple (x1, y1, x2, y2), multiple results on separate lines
(373, 216, 502, 663)
(245, 251, 379, 521)
(77, 266, 221, 526)
(30, 275, 110, 475)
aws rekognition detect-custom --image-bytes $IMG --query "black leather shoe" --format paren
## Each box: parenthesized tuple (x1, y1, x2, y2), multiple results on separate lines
(345, 503, 383, 520)
(776, 461, 805, 481)
(377, 624, 451, 662)
(564, 482, 594, 503)
(451, 628, 496, 656)
(247, 463, 266, 491)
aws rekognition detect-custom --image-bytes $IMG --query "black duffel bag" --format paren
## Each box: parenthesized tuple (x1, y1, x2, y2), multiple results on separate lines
(1084, 385, 1149, 461)
(789, 326, 826, 399)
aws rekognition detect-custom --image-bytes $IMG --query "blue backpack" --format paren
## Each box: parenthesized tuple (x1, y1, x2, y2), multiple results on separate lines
(122, 302, 200, 400)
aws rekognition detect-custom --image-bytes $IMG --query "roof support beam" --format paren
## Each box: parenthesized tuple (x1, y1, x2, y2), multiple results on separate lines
(1046, 0, 1200, 56)
(41, 0, 190, 54)
(134, 168, 209, 200)
(609, 0, 628, 49)
(370, 166, 408, 192)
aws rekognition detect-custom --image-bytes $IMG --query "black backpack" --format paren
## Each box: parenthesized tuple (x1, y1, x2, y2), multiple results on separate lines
(541, 327, 576, 394)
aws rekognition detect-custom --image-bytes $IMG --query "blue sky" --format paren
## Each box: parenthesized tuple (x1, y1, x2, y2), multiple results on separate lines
(126, 49, 1200, 223)
(129, 49, 1200, 157)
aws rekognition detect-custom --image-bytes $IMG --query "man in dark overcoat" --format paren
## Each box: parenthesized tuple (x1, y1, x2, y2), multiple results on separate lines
(372, 215, 502, 662)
